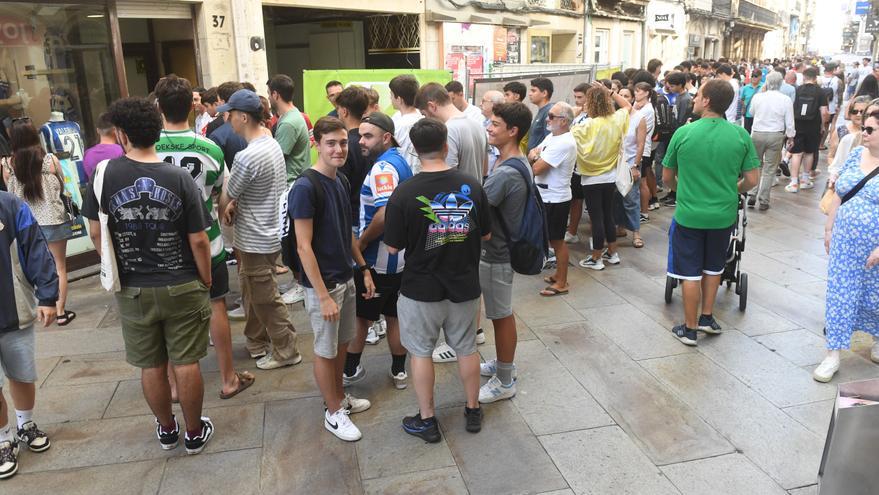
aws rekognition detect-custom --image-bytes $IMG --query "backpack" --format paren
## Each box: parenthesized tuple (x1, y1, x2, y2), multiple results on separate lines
(820, 78, 836, 109)
(493, 157, 549, 275)
(653, 93, 676, 139)
(278, 168, 350, 270)
(794, 85, 821, 121)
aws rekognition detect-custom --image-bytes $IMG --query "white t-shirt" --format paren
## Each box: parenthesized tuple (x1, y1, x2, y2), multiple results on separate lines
(534, 132, 576, 203)
(624, 105, 655, 164)
(819, 76, 840, 115)
(725, 78, 740, 122)
(462, 104, 484, 126)
(391, 110, 423, 173)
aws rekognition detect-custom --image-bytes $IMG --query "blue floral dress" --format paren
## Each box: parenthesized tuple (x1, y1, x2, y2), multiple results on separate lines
(825, 146, 879, 350)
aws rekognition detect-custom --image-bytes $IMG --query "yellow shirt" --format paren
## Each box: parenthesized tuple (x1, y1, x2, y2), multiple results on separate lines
(571, 108, 629, 176)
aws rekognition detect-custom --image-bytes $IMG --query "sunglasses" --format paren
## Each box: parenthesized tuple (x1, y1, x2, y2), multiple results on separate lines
(861, 126, 876, 135)
(546, 113, 562, 120)
(851, 108, 864, 116)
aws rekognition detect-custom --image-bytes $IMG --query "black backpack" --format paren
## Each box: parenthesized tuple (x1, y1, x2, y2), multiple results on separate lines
(654, 93, 676, 139)
(278, 168, 350, 270)
(794, 85, 821, 121)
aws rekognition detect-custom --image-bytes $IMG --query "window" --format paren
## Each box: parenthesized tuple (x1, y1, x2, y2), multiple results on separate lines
(593, 29, 608, 64)
(622, 31, 634, 68)
(531, 35, 550, 63)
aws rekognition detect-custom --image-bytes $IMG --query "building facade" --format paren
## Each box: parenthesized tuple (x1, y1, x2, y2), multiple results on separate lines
(587, 0, 648, 69)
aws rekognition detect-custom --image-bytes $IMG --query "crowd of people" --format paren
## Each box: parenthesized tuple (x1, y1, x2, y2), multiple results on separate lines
(0, 52, 877, 480)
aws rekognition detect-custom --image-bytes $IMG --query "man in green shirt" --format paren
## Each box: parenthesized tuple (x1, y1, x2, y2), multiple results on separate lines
(662, 79, 759, 346)
(268, 74, 310, 185)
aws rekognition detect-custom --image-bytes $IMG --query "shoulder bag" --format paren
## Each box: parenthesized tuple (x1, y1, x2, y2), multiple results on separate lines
(94, 159, 120, 292)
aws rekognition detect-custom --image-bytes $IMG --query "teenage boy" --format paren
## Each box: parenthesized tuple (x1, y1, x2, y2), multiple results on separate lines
(218, 89, 302, 370)
(83, 97, 215, 454)
(336, 86, 372, 228)
(716, 64, 739, 123)
(343, 112, 413, 390)
(290, 117, 375, 442)
(389, 75, 423, 173)
(786, 67, 829, 192)
(503, 82, 527, 103)
(445, 80, 484, 125)
(154, 75, 254, 400)
(659, 71, 693, 207)
(662, 80, 759, 346)
(267, 74, 310, 185)
(384, 118, 491, 442)
(326, 80, 343, 117)
(0, 192, 57, 479)
(207, 81, 247, 169)
(193, 86, 211, 137)
(479, 102, 533, 403)
(529, 102, 576, 296)
(527, 78, 554, 151)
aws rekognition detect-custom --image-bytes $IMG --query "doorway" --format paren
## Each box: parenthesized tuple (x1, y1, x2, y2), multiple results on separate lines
(119, 18, 198, 96)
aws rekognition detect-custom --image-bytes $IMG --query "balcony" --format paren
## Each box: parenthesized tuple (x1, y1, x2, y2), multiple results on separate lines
(737, 0, 778, 27)
(526, 0, 578, 11)
(712, 0, 732, 17)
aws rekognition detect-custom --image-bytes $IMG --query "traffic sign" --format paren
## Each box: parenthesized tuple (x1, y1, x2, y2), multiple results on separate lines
(867, 16, 879, 33)
(856, 1, 871, 16)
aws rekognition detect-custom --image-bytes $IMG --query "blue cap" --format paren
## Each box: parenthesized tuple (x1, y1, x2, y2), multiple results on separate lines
(216, 89, 261, 114)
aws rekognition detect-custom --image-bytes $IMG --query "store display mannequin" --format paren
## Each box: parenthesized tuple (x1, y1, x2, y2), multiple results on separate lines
(40, 110, 85, 183)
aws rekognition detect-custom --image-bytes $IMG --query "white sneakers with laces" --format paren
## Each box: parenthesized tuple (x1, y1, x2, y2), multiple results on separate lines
(564, 232, 580, 244)
(432, 343, 457, 362)
(281, 285, 306, 305)
(479, 376, 517, 403)
(325, 408, 361, 442)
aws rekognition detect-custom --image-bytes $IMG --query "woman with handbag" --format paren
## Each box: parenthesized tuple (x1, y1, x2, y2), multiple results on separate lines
(571, 81, 632, 270)
(1, 118, 78, 326)
(813, 110, 879, 382)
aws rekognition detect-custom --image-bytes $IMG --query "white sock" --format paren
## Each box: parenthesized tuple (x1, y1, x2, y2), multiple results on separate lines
(0, 424, 12, 443)
(15, 409, 33, 429)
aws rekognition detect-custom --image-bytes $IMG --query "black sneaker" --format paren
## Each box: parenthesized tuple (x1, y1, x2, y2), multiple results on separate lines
(660, 193, 676, 207)
(155, 416, 179, 450)
(184, 417, 214, 455)
(0, 440, 19, 479)
(464, 406, 483, 433)
(698, 315, 723, 334)
(671, 324, 698, 346)
(747, 195, 756, 208)
(402, 413, 441, 443)
(16, 421, 50, 452)
(778, 160, 791, 177)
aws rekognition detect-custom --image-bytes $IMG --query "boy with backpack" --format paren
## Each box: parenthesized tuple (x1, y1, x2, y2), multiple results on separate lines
(786, 67, 829, 193)
(479, 102, 537, 403)
(657, 72, 692, 207)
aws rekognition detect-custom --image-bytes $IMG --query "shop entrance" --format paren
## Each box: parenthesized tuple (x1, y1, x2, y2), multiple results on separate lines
(263, 7, 420, 107)
(119, 18, 198, 97)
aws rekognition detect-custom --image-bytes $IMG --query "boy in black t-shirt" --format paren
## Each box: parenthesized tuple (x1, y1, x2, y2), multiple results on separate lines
(384, 118, 492, 442)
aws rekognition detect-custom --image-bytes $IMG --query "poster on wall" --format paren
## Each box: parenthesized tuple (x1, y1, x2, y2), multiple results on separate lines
(507, 30, 521, 64)
(493, 27, 508, 63)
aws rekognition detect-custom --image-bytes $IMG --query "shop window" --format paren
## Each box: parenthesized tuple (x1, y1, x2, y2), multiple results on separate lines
(531, 35, 550, 64)
(622, 31, 634, 68)
(593, 29, 608, 65)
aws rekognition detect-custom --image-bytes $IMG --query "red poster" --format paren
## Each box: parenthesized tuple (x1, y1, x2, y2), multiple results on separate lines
(493, 27, 508, 62)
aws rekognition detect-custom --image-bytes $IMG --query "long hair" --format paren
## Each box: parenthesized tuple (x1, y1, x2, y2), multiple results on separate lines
(856, 74, 879, 100)
(9, 119, 46, 202)
(584, 86, 614, 119)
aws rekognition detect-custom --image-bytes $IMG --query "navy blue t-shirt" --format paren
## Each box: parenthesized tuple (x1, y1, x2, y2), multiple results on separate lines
(207, 120, 247, 170)
(289, 170, 353, 288)
(527, 102, 553, 151)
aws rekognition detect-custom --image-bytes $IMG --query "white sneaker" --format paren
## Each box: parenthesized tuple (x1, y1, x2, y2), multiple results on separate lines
(800, 180, 815, 190)
(227, 306, 246, 321)
(542, 255, 557, 270)
(871, 342, 879, 364)
(579, 256, 605, 270)
(813, 356, 840, 383)
(281, 285, 306, 305)
(432, 343, 457, 363)
(602, 250, 620, 265)
(374, 318, 387, 337)
(784, 183, 799, 193)
(479, 359, 518, 379)
(475, 328, 486, 345)
(365, 325, 380, 345)
(341, 393, 371, 413)
(256, 352, 303, 370)
(772, 176, 780, 187)
(479, 376, 517, 403)
(342, 364, 366, 386)
(325, 409, 361, 441)
(390, 370, 408, 390)
(564, 232, 580, 244)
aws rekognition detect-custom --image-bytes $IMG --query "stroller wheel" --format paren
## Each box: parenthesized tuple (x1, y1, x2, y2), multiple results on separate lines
(738, 273, 748, 311)
(665, 276, 675, 304)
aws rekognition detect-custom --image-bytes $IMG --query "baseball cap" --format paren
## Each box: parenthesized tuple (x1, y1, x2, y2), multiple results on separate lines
(216, 89, 261, 114)
(361, 112, 399, 146)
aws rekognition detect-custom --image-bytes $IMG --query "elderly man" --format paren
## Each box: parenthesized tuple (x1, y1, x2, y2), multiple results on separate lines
(749, 71, 795, 210)
(481, 90, 504, 172)
(528, 102, 576, 296)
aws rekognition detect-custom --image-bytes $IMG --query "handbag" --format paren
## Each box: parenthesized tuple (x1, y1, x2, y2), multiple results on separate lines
(93, 159, 120, 292)
(819, 182, 835, 215)
(614, 138, 634, 196)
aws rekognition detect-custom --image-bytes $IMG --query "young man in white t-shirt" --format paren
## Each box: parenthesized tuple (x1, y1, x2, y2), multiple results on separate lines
(389, 75, 423, 173)
(528, 102, 576, 296)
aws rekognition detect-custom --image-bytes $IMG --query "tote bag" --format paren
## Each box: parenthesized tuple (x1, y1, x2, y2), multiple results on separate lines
(93, 159, 120, 292)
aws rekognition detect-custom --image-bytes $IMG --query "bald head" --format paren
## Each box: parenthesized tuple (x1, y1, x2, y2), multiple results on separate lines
(480, 90, 504, 119)
(784, 70, 796, 85)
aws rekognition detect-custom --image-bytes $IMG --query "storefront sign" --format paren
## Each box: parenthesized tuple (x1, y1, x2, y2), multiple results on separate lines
(689, 34, 702, 47)
(856, 1, 871, 16)
(0, 17, 41, 45)
(652, 13, 676, 31)
(493, 27, 507, 63)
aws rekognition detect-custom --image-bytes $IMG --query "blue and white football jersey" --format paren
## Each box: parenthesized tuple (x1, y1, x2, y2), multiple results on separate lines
(40, 120, 85, 183)
(358, 147, 413, 274)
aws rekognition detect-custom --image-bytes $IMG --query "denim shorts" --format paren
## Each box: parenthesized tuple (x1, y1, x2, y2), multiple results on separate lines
(0, 326, 37, 384)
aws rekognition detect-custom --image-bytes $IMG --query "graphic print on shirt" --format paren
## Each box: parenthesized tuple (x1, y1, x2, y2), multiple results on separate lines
(419, 184, 474, 250)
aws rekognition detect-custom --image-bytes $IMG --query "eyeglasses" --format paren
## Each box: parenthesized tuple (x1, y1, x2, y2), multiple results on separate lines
(851, 108, 864, 116)
(546, 113, 567, 121)
(861, 125, 876, 135)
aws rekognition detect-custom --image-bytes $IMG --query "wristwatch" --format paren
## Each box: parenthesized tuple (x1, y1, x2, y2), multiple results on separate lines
(357, 264, 370, 273)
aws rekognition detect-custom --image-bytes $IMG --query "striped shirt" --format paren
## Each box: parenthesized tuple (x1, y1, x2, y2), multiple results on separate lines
(358, 148, 412, 274)
(155, 129, 226, 263)
(226, 135, 287, 253)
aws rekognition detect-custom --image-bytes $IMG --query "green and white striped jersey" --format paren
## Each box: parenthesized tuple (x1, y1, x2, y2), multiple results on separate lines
(155, 129, 226, 264)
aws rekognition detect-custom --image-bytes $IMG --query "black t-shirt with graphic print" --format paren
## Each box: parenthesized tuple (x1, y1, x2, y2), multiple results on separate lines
(81, 156, 211, 287)
(383, 168, 491, 303)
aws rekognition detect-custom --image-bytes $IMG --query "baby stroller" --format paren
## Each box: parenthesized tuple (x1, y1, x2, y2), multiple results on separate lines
(664, 194, 749, 311)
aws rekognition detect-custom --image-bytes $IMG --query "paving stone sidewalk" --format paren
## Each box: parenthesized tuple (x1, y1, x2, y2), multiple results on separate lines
(3, 179, 870, 494)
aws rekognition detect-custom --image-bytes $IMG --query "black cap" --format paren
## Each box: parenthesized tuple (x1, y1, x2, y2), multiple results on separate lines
(361, 112, 399, 147)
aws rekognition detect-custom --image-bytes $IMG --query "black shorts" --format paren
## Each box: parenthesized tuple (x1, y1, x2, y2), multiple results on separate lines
(790, 126, 821, 155)
(354, 270, 401, 321)
(667, 219, 734, 280)
(570, 173, 584, 200)
(544, 201, 571, 241)
(640, 152, 654, 177)
(210, 257, 230, 300)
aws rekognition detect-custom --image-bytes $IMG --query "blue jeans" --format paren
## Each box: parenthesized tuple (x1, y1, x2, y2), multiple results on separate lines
(614, 178, 641, 232)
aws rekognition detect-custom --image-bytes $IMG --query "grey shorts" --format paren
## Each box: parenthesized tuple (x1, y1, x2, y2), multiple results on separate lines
(0, 326, 37, 385)
(397, 294, 479, 358)
(305, 279, 356, 359)
(479, 261, 514, 320)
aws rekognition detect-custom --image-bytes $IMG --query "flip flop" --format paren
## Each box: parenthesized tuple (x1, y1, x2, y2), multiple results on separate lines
(633, 238, 644, 249)
(57, 310, 76, 326)
(540, 286, 569, 297)
(220, 371, 255, 400)
(543, 275, 557, 284)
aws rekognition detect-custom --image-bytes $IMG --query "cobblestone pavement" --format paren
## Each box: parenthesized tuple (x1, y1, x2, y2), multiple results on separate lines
(3, 176, 864, 494)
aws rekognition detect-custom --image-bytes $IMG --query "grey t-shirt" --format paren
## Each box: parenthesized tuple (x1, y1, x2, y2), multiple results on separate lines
(445, 114, 487, 181)
(481, 157, 529, 263)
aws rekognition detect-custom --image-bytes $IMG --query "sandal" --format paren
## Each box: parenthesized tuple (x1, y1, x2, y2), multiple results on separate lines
(540, 286, 569, 297)
(633, 237, 644, 249)
(57, 310, 76, 326)
(220, 371, 255, 400)
(543, 275, 557, 284)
